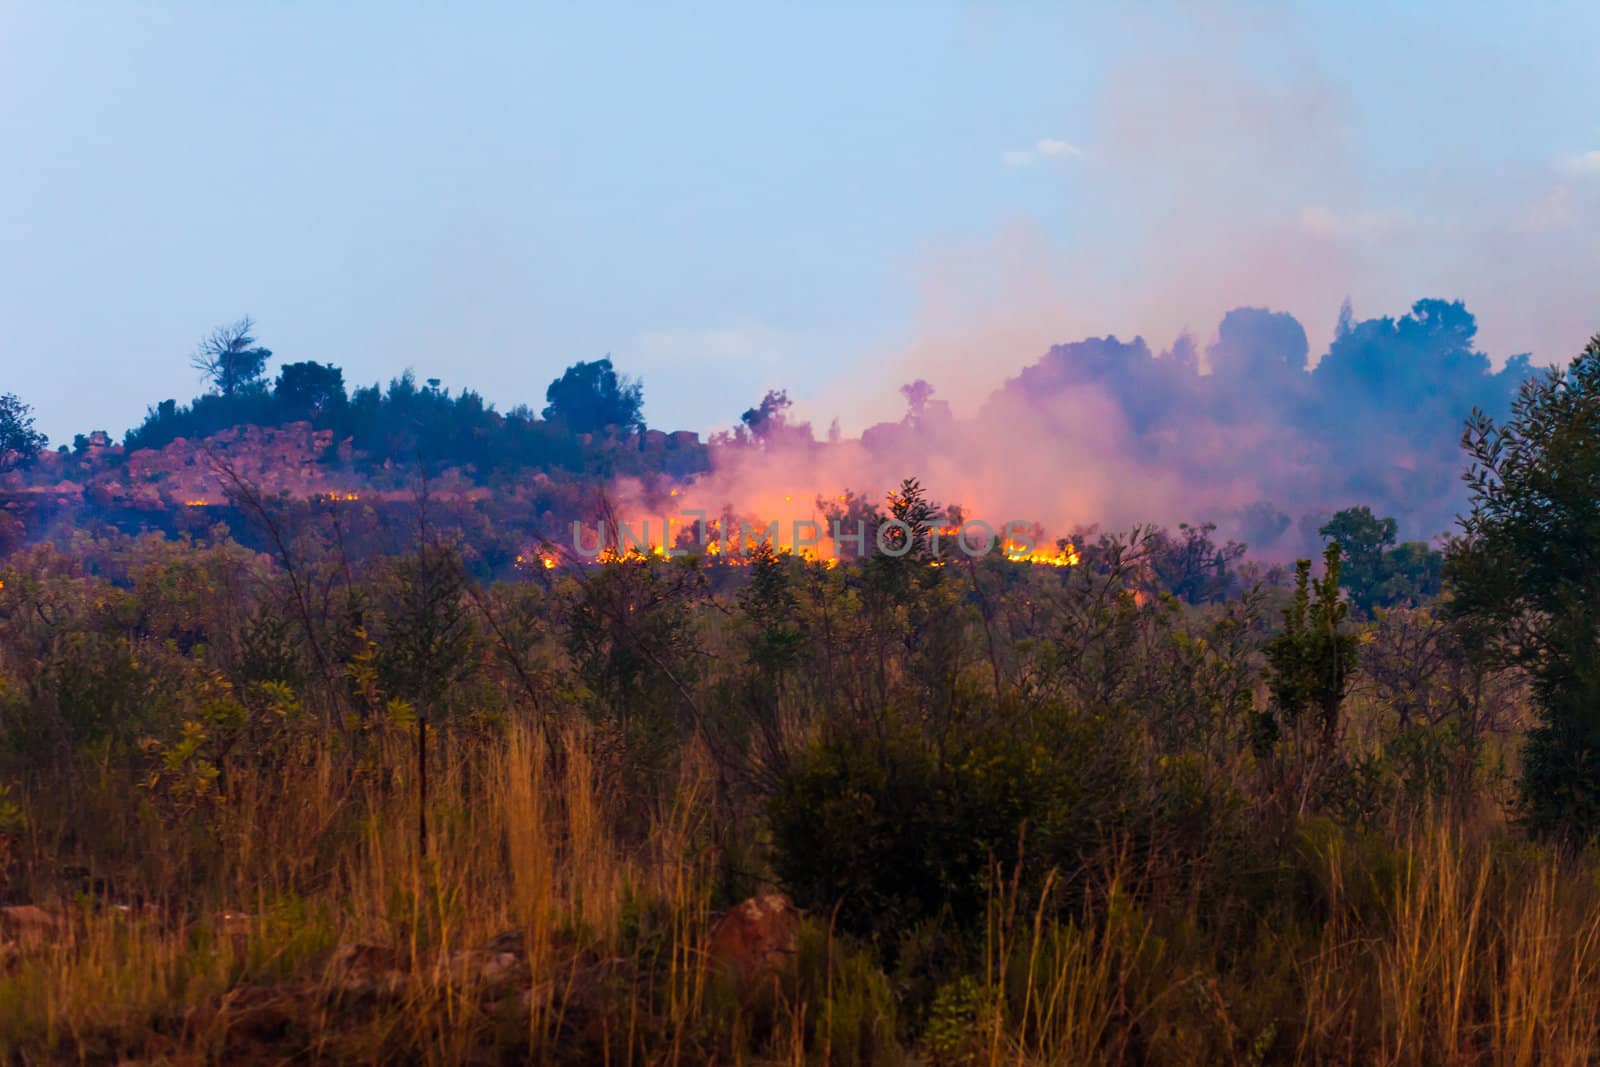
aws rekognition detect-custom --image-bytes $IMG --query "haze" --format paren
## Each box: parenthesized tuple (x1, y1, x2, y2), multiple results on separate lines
(3, 2, 1598, 446)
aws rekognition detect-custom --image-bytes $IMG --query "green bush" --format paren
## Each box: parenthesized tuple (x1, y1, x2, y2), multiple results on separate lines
(767, 700, 1150, 953)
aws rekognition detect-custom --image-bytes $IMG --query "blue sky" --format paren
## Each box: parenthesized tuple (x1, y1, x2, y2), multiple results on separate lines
(3, 3, 1598, 445)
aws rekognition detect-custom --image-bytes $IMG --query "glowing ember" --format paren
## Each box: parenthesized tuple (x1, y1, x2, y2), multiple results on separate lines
(1004, 540, 1080, 567)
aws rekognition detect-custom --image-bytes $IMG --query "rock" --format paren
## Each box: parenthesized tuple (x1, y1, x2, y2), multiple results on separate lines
(204, 984, 316, 1059)
(445, 947, 522, 988)
(445, 932, 527, 989)
(326, 943, 407, 997)
(708, 894, 800, 983)
(0, 904, 63, 948)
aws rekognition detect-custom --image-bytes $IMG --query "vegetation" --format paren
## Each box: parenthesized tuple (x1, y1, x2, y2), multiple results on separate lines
(0, 393, 46, 474)
(1318, 506, 1443, 615)
(190, 318, 273, 400)
(541, 357, 645, 435)
(117, 321, 690, 481)
(1449, 334, 1600, 844)
(2, 332, 1600, 1064)
(0, 485, 1555, 1064)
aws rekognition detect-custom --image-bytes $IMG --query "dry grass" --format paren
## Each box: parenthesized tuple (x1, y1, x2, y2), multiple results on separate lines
(0, 721, 727, 1063)
(8, 723, 1600, 1064)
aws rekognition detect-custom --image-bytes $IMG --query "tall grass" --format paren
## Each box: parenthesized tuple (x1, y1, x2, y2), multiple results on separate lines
(0, 720, 724, 1063)
(11, 722, 1600, 1063)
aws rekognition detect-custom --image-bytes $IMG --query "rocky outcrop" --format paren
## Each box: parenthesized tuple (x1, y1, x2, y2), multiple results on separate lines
(708, 894, 800, 983)
(326, 943, 408, 998)
(0, 904, 64, 949)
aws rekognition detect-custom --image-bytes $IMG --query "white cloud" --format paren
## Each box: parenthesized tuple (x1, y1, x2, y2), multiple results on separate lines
(1555, 150, 1600, 177)
(1002, 137, 1083, 169)
(1034, 137, 1083, 158)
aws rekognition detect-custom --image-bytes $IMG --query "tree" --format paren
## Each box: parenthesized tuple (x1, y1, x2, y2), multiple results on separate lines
(1262, 542, 1358, 747)
(739, 389, 791, 440)
(0, 393, 46, 473)
(541, 357, 643, 434)
(1320, 507, 1396, 611)
(1150, 522, 1246, 604)
(1320, 506, 1442, 614)
(191, 317, 272, 397)
(378, 542, 474, 710)
(1448, 335, 1600, 842)
(274, 361, 346, 419)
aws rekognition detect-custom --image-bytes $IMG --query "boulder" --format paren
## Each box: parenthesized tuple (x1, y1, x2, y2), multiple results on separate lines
(0, 904, 63, 948)
(445, 946, 523, 988)
(326, 943, 407, 997)
(708, 894, 800, 983)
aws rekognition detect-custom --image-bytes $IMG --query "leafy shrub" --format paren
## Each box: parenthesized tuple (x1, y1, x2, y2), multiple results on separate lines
(768, 700, 1148, 952)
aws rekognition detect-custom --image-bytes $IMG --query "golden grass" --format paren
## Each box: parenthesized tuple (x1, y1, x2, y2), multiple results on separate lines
(9, 724, 1600, 1064)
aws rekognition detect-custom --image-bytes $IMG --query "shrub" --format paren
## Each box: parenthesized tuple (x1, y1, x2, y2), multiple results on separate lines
(768, 700, 1149, 953)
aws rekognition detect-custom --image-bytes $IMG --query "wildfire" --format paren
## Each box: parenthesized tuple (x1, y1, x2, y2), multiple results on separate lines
(534, 492, 1081, 574)
(529, 532, 1077, 572)
(1004, 540, 1080, 567)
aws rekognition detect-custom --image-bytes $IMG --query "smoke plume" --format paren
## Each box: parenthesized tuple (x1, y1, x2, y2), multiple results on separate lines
(650, 298, 1531, 557)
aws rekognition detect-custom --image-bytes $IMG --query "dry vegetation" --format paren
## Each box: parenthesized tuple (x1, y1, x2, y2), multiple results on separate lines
(9, 717, 1600, 1065)
(0, 460, 1595, 1063)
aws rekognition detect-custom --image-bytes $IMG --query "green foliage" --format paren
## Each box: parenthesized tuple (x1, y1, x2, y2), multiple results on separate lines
(563, 555, 708, 788)
(768, 698, 1172, 954)
(0, 393, 46, 473)
(0, 478, 1562, 1060)
(922, 974, 989, 1064)
(1263, 543, 1359, 745)
(1319, 506, 1442, 613)
(125, 348, 701, 481)
(1448, 334, 1600, 843)
(140, 720, 221, 814)
(737, 540, 804, 674)
(374, 542, 474, 711)
(792, 920, 900, 1066)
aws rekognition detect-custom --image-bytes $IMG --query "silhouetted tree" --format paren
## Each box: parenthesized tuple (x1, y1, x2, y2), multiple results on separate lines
(1448, 334, 1600, 843)
(541, 357, 643, 434)
(739, 389, 791, 440)
(1320, 506, 1442, 613)
(274, 361, 346, 419)
(1150, 522, 1246, 604)
(0, 393, 46, 473)
(1320, 507, 1395, 611)
(378, 542, 474, 710)
(191, 317, 272, 397)
(1263, 542, 1358, 747)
